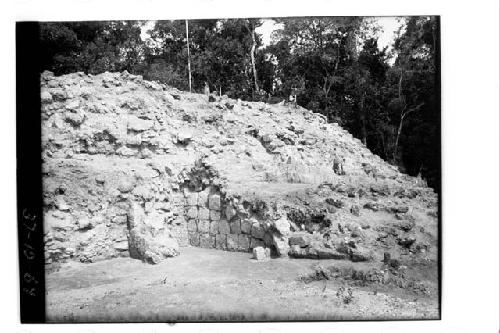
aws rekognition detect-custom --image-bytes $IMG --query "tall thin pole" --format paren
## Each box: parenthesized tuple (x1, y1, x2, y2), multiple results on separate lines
(185, 20, 192, 93)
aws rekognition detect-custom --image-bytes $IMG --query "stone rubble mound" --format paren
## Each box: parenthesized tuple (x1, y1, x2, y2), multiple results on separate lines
(41, 70, 438, 265)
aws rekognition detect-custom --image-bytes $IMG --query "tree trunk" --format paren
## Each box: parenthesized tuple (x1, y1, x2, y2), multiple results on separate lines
(249, 23, 259, 93)
(185, 20, 192, 93)
(393, 115, 404, 163)
(393, 68, 405, 163)
(360, 91, 367, 146)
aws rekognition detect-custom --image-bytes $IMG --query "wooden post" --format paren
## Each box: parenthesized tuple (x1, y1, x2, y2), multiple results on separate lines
(186, 20, 192, 93)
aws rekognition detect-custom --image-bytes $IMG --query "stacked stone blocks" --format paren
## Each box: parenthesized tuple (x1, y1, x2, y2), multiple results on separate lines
(185, 189, 268, 253)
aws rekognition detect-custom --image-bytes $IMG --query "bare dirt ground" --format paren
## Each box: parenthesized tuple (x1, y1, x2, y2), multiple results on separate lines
(46, 247, 439, 322)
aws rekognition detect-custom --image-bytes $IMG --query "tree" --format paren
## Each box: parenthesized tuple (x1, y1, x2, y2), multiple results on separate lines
(388, 16, 440, 186)
(39, 21, 145, 75)
(243, 19, 262, 93)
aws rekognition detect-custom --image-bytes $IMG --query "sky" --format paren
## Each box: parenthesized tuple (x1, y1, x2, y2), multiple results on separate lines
(255, 17, 404, 52)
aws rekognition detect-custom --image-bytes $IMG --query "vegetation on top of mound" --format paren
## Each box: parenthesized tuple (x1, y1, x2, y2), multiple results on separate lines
(39, 17, 440, 191)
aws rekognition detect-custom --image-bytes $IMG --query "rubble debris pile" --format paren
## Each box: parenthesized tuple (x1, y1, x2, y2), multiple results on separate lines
(41, 71, 438, 265)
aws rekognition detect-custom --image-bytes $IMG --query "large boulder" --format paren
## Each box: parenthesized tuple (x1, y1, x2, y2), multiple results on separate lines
(127, 203, 180, 264)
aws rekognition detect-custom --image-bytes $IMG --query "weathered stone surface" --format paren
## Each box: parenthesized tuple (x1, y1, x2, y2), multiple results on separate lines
(289, 245, 316, 258)
(113, 240, 129, 252)
(227, 234, 239, 251)
(252, 246, 270, 260)
(230, 219, 241, 234)
(199, 233, 215, 248)
(198, 191, 209, 207)
(128, 116, 153, 132)
(208, 194, 221, 210)
(272, 234, 289, 257)
(76, 215, 93, 229)
(398, 236, 416, 248)
(65, 111, 86, 126)
(41, 90, 53, 103)
(250, 237, 265, 249)
(218, 219, 230, 235)
(251, 223, 266, 240)
(240, 219, 253, 234)
(198, 207, 210, 220)
(111, 214, 127, 225)
(188, 232, 200, 247)
(198, 219, 210, 233)
(225, 205, 237, 221)
(128, 226, 179, 264)
(210, 210, 220, 221)
(45, 211, 74, 231)
(363, 202, 380, 211)
(326, 198, 344, 208)
(186, 206, 198, 219)
(116, 146, 136, 157)
(215, 234, 227, 250)
(55, 197, 70, 211)
(187, 219, 198, 232)
(316, 248, 348, 260)
(350, 205, 360, 216)
(186, 192, 198, 206)
(238, 234, 250, 251)
(289, 232, 316, 247)
(350, 247, 373, 262)
(272, 217, 291, 236)
(176, 131, 192, 144)
(117, 178, 135, 193)
(209, 220, 218, 235)
(395, 220, 415, 232)
(390, 205, 409, 214)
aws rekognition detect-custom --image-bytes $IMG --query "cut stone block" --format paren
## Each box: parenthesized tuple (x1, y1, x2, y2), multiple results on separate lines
(198, 191, 209, 207)
(188, 232, 200, 247)
(251, 223, 265, 239)
(186, 192, 198, 206)
(215, 234, 227, 250)
(250, 237, 265, 249)
(230, 218, 241, 234)
(210, 210, 221, 221)
(238, 234, 250, 252)
(218, 219, 230, 235)
(186, 206, 198, 220)
(227, 234, 239, 251)
(225, 205, 237, 221)
(187, 219, 198, 232)
(198, 207, 210, 220)
(240, 219, 252, 234)
(253, 246, 271, 260)
(198, 219, 210, 233)
(209, 220, 218, 235)
(208, 194, 221, 210)
(199, 233, 215, 248)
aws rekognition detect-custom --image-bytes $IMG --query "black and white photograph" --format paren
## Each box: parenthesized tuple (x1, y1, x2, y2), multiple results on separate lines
(34, 15, 442, 322)
(7, 0, 499, 331)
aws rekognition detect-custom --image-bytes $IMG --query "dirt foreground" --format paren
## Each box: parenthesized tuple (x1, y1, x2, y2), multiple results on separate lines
(46, 247, 438, 322)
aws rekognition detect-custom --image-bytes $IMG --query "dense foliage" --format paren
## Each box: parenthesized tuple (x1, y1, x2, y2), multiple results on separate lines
(38, 17, 440, 191)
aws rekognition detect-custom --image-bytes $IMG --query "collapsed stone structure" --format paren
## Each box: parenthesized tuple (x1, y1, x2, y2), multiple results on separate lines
(41, 71, 438, 266)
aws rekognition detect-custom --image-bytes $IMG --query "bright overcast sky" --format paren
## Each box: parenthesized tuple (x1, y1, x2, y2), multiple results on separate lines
(256, 17, 403, 51)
